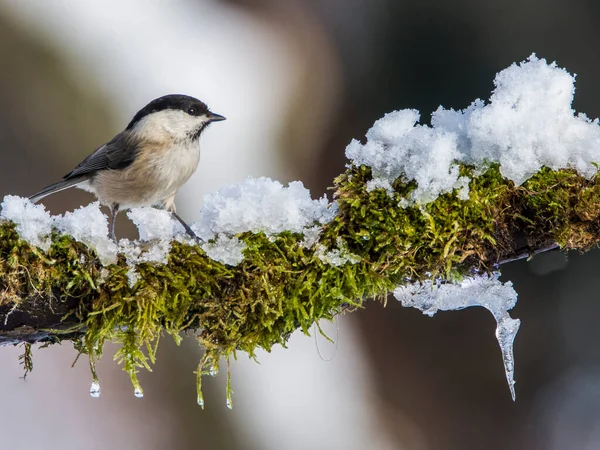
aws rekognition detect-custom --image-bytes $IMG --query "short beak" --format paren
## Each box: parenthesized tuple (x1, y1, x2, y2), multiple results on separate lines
(208, 112, 226, 122)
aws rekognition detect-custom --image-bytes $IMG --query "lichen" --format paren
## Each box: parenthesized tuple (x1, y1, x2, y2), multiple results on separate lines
(2, 163, 600, 405)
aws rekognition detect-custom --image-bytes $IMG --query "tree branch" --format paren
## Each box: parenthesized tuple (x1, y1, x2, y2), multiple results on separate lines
(2, 163, 599, 401)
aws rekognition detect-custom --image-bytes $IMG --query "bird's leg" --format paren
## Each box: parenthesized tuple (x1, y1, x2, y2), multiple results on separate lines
(170, 211, 200, 240)
(163, 197, 199, 240)
(108, 203, 119, 243)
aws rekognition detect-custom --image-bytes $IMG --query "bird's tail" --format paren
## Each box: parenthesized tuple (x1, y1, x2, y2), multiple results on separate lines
(29, 175, 89, 203)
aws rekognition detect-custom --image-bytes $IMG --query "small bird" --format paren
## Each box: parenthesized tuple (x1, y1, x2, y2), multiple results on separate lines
(29, 94, 225, 241)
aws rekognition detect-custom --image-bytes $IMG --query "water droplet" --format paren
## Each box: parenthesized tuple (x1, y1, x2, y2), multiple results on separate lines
(89, 381, 101, 398)
(197, 395, 204, 408)
(134, 388, 144, 398)
(209, 366, 219, 377)
(226, 398, 233, 409)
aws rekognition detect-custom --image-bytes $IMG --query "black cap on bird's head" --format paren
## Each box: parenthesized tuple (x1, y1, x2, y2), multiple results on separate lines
(126, 94, 226, 132)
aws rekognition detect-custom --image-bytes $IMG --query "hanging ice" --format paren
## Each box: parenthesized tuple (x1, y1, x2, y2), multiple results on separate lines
(393, 273, 520, 401)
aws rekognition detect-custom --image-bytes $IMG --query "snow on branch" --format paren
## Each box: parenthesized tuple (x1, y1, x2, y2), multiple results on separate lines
(1, 54, 600, 405)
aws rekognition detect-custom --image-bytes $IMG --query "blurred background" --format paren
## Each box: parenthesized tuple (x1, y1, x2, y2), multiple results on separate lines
(0, 0, 599, 449)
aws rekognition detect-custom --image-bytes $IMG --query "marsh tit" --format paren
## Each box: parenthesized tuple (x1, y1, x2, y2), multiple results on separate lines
(29, 94, 225, 241)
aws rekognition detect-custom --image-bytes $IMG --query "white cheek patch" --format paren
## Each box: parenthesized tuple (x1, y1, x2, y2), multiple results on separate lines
(133, 110, 208, 139)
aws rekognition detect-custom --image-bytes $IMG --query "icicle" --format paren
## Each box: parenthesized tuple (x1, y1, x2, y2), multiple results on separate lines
(394, 273, 520, 400)
(495, 315, 520, 401)
(226, 358, 233, 409)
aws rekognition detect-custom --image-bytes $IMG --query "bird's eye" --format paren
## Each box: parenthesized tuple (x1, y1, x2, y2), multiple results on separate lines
(187, 107, 196, 116)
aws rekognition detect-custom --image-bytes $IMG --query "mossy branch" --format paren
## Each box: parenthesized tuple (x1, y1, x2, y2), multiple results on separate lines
(2, 163, 599, 400)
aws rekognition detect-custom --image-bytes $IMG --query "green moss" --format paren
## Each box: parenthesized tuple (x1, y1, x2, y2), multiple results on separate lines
(2, 162, 600, 405)
(19, 342, 33, 377)
(0, 223, 100, 315)
(518, 167, 600, 249)
(326, 164, 512, 283)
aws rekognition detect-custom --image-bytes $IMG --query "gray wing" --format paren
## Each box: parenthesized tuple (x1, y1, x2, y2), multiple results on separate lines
(64, 131, 141, 179)
(29, 131, 141, 203)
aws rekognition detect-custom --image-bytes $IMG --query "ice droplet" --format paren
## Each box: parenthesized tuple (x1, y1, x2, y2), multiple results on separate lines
(89, 381, 101, 398)
(226, 397, 233, 409)
(134, 388, 144, 398)
(197, 395, 204, 408)
(210, 366, 219, 377)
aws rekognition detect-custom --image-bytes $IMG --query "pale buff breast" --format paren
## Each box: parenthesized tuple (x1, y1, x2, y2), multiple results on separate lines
(90, 139, 201, 210)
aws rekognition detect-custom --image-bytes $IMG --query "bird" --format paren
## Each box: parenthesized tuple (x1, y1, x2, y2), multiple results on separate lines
(29, 94, 225, 241)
